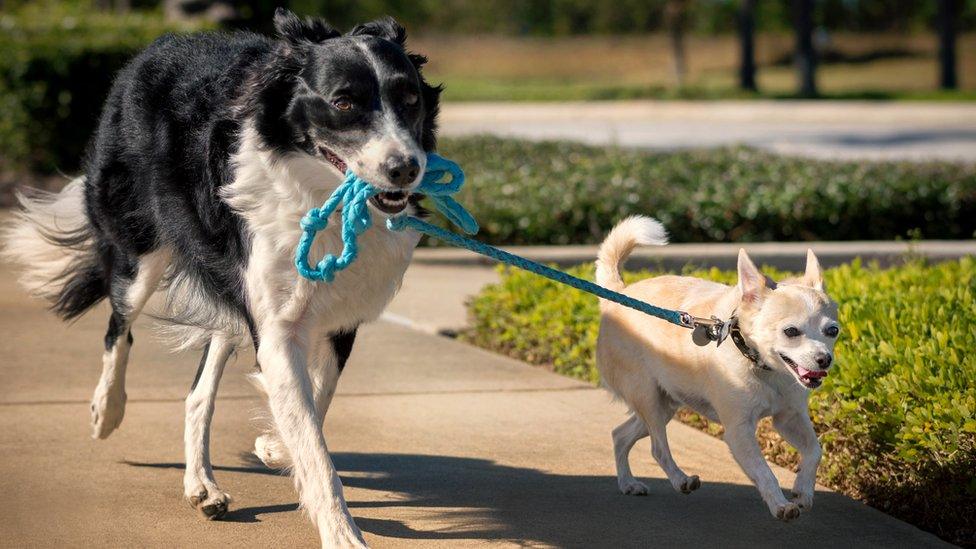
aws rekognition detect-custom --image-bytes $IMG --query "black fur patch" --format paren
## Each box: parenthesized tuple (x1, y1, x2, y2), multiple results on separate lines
(189, 341, 212, 393)
(331, 328, 358, 371)
(104, 311, 127, 351)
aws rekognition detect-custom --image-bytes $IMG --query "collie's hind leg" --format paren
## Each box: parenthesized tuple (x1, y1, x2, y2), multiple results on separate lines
(613, 414, 650, 495)
(90, 247, 170, 439)
(184, 334, 235, 519)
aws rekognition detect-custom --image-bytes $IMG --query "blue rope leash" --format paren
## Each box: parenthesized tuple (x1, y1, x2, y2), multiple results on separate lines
(296, 153, 696, 330)
(295, 154, 477, 282)
(386, 215, 694, 328)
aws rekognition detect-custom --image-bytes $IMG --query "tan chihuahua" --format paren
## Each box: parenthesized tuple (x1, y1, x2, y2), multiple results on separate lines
(594, 216, 840, 521)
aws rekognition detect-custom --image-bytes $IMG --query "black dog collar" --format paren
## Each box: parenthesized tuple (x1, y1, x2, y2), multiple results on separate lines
(728, 318, 772, 371)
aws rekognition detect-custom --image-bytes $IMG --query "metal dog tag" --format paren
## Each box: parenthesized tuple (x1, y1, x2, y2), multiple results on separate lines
(691, 324, 714, 346)
(691, 316, 731, 347)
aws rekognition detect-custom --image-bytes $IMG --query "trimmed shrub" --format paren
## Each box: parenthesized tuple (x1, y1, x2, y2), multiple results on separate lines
(0, 6, 203, 173)
(436, 137, 976, 243)
(463, 258, 976, 545)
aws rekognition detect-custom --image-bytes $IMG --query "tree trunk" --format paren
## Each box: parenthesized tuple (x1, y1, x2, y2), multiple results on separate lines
(665, 0, 689, 88)
(938, 0, 958, 89)
(792, 0, 817, 97)
(738, 0, 757, 91)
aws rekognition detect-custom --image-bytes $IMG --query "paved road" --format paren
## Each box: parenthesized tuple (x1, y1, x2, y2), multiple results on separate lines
(0, 261, 949, 548)
(439, 101, 976, 162)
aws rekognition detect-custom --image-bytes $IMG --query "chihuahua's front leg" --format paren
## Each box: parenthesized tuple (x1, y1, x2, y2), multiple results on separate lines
(723, 421, 799, 521)
(773, 408, 821, 511)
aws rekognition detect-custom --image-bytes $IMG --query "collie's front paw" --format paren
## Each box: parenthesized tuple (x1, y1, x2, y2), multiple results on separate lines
(186, 484, 231, 520)
(322, 521, 369, 549)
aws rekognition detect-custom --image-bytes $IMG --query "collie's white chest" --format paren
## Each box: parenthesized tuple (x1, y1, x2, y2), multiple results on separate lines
(223, 128, 421, 334)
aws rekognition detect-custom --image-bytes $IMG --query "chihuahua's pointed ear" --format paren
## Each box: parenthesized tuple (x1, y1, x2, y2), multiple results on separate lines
(802, 248, 825, 291)
(274, 7, 340, 46)
(738, 248, 773, 304)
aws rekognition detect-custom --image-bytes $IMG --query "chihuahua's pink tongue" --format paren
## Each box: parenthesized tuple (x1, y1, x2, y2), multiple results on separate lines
(797, 366, 827, 378)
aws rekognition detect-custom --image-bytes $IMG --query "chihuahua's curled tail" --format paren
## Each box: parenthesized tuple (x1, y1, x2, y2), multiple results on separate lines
(595, 215, 668, 291)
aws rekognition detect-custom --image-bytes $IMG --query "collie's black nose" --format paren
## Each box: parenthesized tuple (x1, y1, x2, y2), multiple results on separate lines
(815, 353, 832, 368)
(387, 156, 420, 188)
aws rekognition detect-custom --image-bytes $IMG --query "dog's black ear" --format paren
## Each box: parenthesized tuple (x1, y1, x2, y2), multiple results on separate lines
(348, 16, 407, 47)
(417, 78, 442, 151)
(274, 7, 340, 45)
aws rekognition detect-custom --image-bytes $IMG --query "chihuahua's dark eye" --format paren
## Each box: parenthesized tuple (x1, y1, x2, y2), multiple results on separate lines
(404, 93, 418, 106)
(332, 98, 353, 111)
(783, 327, 802, 338)
(824, 325, 839, 338)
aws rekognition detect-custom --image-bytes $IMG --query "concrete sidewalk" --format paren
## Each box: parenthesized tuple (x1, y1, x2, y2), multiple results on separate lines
(0, 262, 948, 548)
(439, 100, 976, 162)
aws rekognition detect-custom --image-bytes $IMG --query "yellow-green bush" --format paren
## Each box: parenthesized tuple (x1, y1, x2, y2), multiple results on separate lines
(437, 137, 976, 243)
(464, 258, 976, 544)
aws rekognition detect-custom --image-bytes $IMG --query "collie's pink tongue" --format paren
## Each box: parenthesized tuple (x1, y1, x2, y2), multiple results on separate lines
(797, 366, 827, 378)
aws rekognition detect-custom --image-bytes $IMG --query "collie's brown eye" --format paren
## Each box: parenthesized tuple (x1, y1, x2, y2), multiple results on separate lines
(333, 98, 353, 111)
(404, 93, 418, 106)
(824, 325, 839, 338)
(783, 326, 802, 338)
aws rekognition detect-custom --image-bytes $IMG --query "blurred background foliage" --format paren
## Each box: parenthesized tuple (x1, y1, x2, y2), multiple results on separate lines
(7, 0, 969, 34)
(284, 0, 976, 35)
(0, 0, 973, 176)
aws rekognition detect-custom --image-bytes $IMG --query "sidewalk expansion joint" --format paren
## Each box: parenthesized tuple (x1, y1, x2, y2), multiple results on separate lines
(0, 386, 595, 407)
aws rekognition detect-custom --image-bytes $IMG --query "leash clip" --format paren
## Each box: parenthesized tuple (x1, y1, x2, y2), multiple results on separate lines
(690, 316, 731, 347)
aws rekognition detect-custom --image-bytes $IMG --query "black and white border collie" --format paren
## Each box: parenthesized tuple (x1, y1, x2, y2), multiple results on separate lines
(2, 9, 441, 547)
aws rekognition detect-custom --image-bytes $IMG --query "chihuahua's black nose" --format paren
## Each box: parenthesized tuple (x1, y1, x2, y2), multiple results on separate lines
(815, 353, 832, 369)
(387, 156, 420, 188)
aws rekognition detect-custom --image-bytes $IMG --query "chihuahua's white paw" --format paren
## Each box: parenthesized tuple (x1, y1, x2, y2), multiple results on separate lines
(678, 475, 701, 495)
(790, 490, 814, 511)
(774, 501, 801, 522)
(618, 478, 649, 496)
(254, 433, 291, 469)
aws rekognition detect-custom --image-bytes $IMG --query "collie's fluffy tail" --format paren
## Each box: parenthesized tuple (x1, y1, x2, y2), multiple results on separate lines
(1, 178, 107, 320)
(595, 215, 667, 291)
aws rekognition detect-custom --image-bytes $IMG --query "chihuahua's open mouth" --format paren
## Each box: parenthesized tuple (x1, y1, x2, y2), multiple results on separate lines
(780, 353, 827, 389)
(320, 147, 410, 215)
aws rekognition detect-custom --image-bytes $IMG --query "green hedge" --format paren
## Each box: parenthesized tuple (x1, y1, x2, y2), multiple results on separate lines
(436, 137, 976, 243)
(464, 258, 976, 545)
(0, 6, 203, 173)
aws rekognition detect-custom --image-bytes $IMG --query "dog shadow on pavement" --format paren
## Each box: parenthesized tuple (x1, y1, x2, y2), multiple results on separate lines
(125, 452, 909, 547)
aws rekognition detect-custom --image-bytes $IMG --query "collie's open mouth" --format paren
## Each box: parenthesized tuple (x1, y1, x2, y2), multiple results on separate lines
(320, 146, 347, 174)
(780, 353, 827, 389)
(319, 147, 411, 214)
(370, 191, 409, 214)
